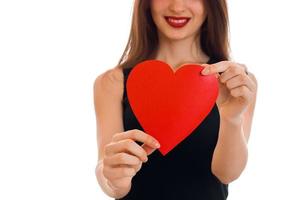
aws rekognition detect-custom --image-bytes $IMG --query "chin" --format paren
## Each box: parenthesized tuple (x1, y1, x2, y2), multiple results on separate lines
(157, 23, 198, 41)
(162, 31, 193, 41)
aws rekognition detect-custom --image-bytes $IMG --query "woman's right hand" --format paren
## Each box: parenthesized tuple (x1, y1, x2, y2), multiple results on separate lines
(102, 129, 161, 190)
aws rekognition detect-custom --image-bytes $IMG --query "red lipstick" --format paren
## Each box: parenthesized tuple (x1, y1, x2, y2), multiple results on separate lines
(164, 16, 191, 28)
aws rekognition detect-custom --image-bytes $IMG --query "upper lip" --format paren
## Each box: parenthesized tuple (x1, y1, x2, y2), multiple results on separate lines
(164, 16, 191, 20)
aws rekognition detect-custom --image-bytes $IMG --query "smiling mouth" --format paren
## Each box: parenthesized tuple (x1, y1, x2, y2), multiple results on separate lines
(164, 16, 191, 28)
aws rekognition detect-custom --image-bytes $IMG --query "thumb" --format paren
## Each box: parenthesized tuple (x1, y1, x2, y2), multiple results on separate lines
(201, 63, 210, 67)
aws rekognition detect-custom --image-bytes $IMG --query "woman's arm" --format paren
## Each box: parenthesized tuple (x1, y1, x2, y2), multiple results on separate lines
(211, 72, 258, 184)
(93, 67, 131, 198)
(94, 67, 161, 199)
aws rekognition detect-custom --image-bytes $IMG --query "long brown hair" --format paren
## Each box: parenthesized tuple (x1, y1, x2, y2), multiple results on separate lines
(117, 0, 230, 69)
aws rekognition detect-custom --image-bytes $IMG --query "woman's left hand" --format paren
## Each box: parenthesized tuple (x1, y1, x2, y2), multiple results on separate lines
(201, 61, 257, 122)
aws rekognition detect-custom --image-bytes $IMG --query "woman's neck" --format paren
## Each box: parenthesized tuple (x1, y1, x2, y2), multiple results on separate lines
(154, 33, 209, 70)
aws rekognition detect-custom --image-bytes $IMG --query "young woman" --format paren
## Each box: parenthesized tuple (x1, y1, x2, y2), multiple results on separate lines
(94, 0, 258, 199)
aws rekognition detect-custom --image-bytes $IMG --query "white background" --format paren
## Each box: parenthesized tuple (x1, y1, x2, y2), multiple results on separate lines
(0, 0, 299, 199)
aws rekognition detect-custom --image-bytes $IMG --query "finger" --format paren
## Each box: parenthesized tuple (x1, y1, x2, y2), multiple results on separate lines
(107, 177, 132, 190)
(237, 63, 248, 74)
(247, 72, 258, 92)
(219, 66, 248, 83)
(230, 85, 252, 102)
(112, 129, 160, 149)
(104, 152, 141, 167)
(118, 163, 143, 174)
(103, 166, 136, 180)
(225, 74, 256, 92)
(141, 143, 158, 155)
(106, 139, 148, 162)
(132, 162, 142, 173)
(201, 61, 233, 75)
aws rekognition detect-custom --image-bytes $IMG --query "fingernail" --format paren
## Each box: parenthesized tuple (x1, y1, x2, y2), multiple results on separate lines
(156, 142, 160, 148)
(153, 140, 160, 148)
(143, 156, 148, 163)
(152, 139, 160, 147)
(202, 67, 209, 75)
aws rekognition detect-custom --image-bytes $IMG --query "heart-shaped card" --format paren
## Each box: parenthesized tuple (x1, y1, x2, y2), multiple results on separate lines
(126, 60, 218, 156)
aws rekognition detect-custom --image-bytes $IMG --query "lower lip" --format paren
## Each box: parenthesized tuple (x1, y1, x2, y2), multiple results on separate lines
(165, 17, 190, 28)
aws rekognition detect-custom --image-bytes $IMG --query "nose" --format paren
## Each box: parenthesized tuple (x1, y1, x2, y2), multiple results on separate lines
(169, 0, 186, 14)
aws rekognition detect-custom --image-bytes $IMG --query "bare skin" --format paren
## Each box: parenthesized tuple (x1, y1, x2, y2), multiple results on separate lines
(94, 0, 257, 198)
(94, 62, 257, 198)
(93, 68, 161, 198)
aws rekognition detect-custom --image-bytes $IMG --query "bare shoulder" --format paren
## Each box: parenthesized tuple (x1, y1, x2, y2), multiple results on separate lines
(93, 66, 124, 99)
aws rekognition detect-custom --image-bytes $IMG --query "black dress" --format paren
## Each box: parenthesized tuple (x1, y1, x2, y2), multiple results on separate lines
(118, 59, 229, 200)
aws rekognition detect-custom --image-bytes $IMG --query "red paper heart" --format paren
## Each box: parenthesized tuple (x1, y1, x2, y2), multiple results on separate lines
(126, 60, 219, 156)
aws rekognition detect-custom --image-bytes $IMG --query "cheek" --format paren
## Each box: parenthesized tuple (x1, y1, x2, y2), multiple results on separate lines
(150, 0, 169, 26)
(189, 0, 206, 20)
(150, 0, 169, 13)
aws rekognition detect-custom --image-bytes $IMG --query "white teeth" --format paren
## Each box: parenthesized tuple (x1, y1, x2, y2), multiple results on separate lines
(167, 18, 187, 24)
